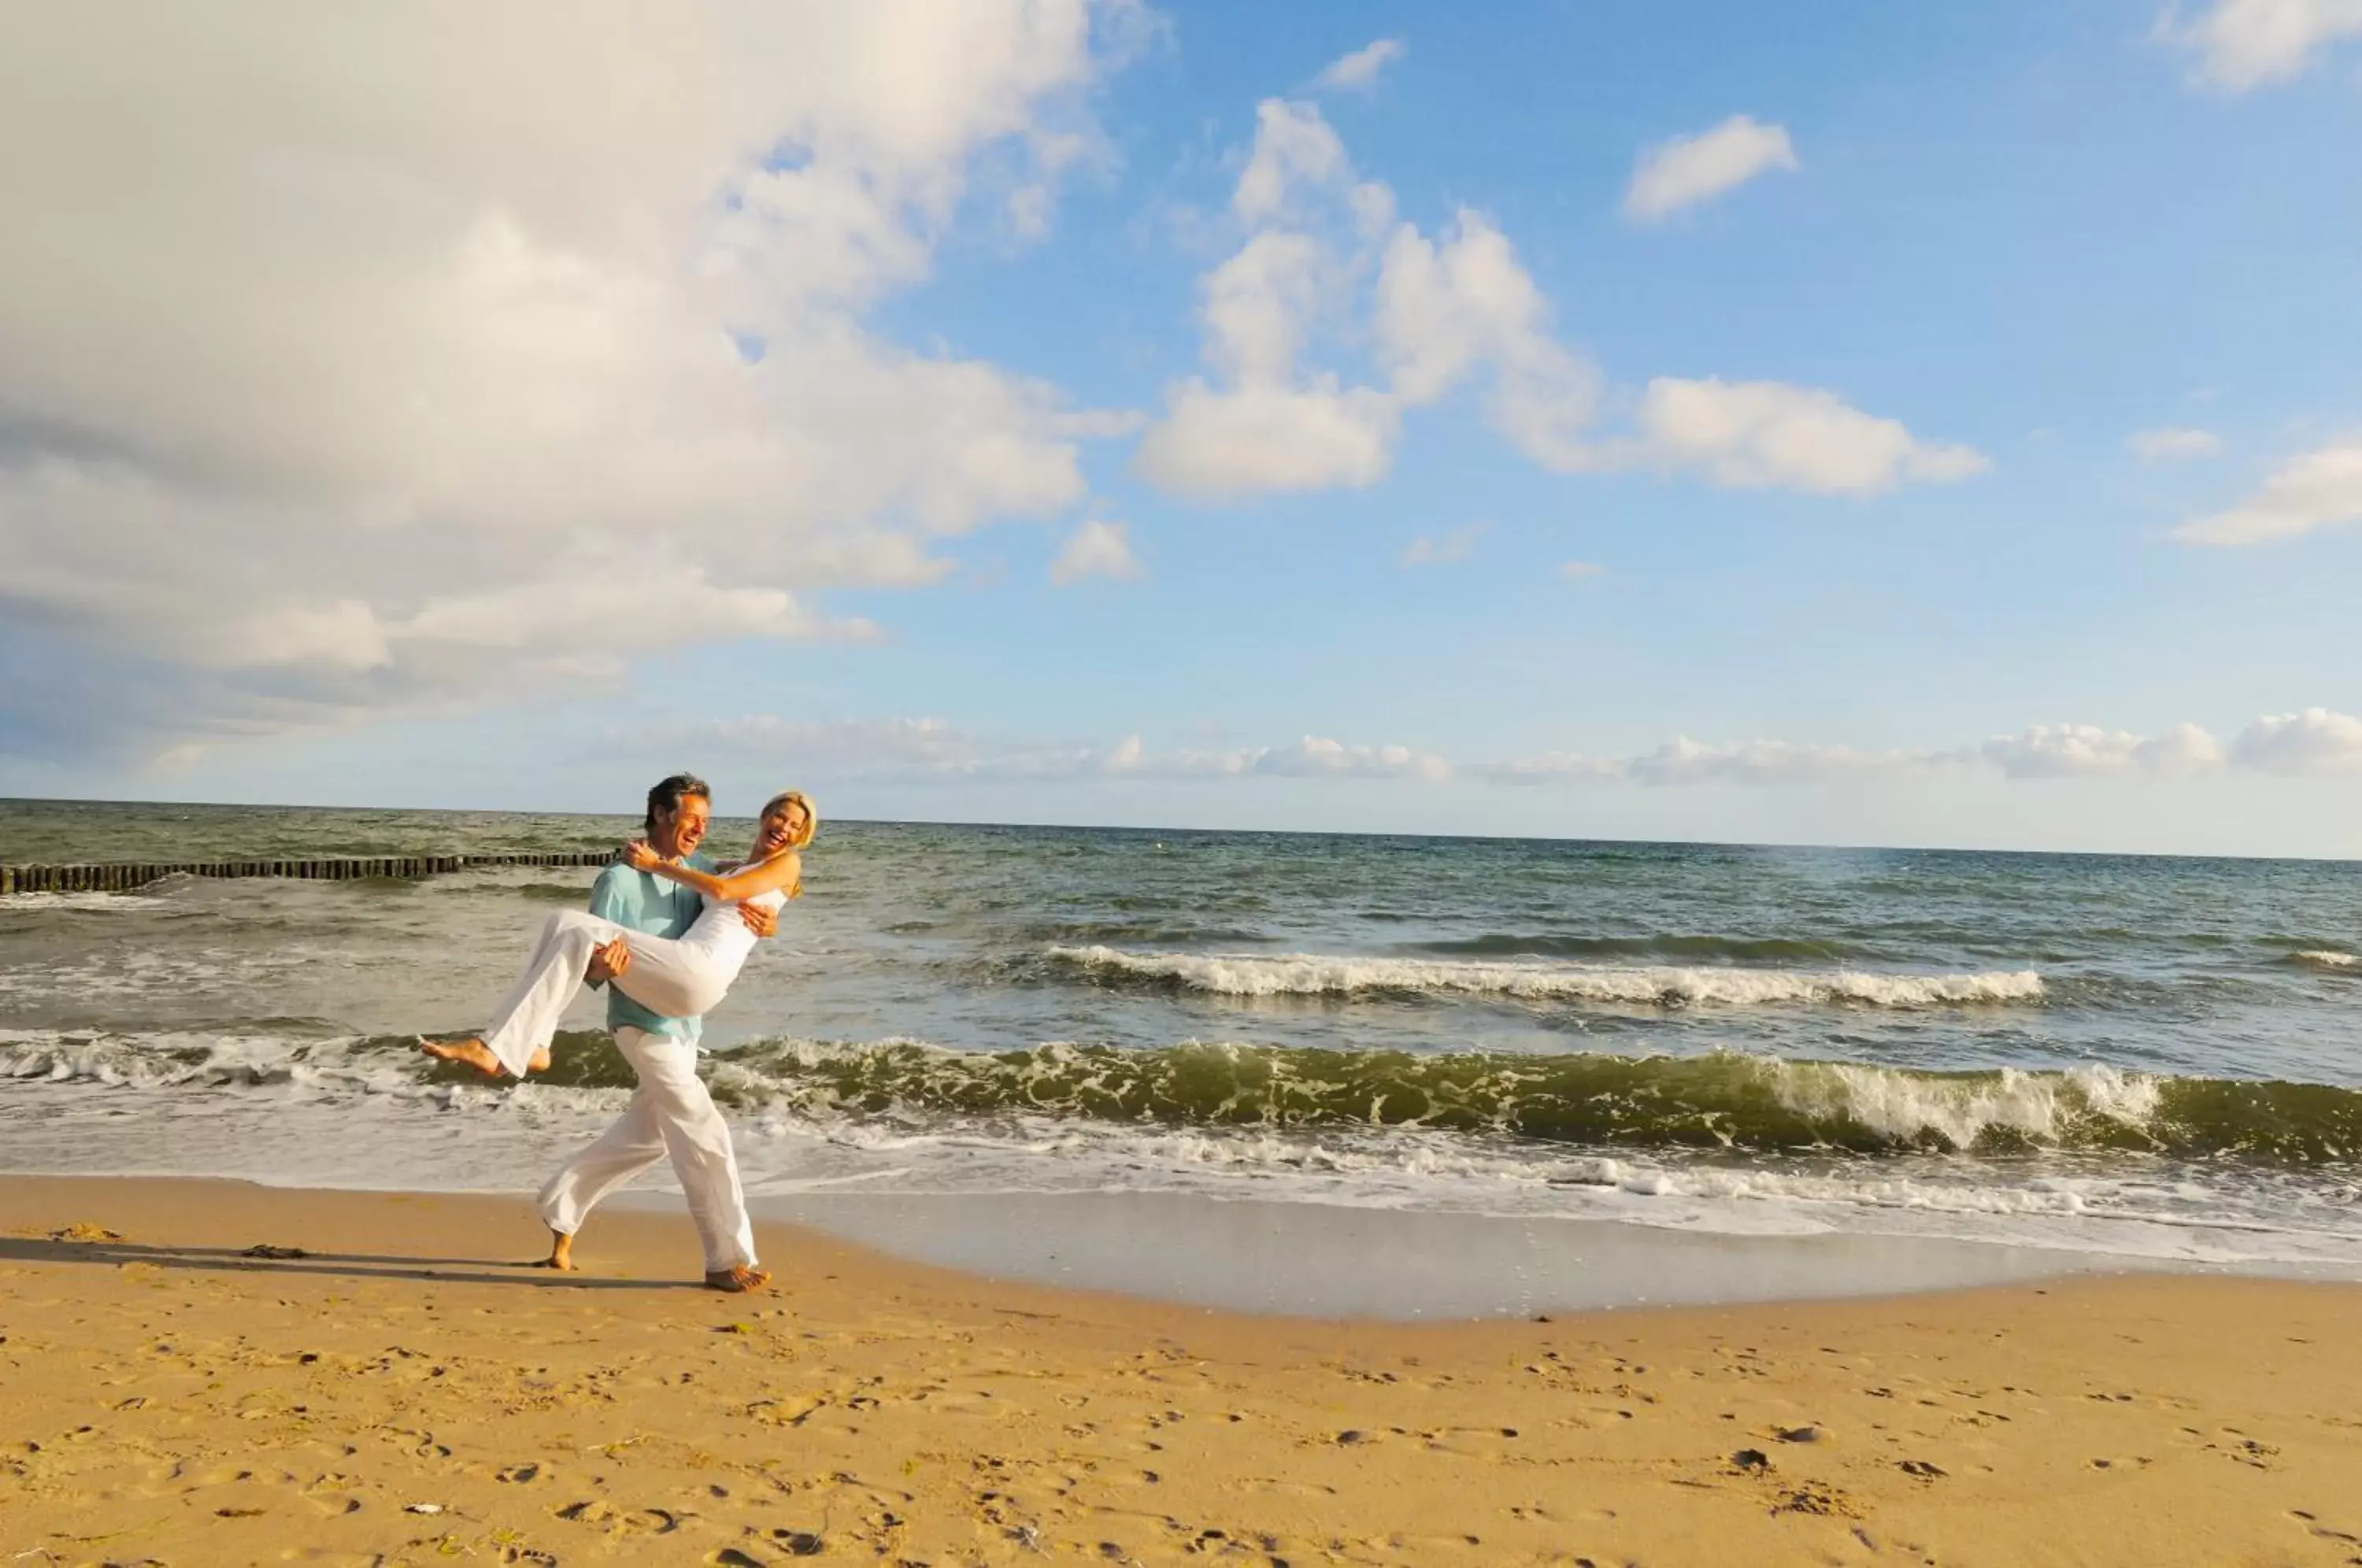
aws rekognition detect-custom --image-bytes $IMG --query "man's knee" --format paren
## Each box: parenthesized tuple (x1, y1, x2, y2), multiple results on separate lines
(622, 1037, 705, 1096)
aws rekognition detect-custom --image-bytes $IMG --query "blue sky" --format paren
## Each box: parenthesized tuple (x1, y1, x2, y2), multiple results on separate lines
(2, 2, 2360, 852)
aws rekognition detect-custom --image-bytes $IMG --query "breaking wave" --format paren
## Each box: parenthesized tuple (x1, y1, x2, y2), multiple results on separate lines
(1044, 945, 2045, 1009)
(11, 1026, 2359, 1164)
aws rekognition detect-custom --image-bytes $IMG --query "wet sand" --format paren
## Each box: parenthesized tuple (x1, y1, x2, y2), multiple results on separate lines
(4, 1175, 2360, 1566)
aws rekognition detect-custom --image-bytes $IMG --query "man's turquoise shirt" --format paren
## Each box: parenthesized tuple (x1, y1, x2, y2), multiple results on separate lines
(587, 849, 713, 1044)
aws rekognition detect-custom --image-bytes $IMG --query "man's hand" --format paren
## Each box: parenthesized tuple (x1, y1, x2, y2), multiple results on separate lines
(739, 901, 779, 940)
(585, 936, 631, 984)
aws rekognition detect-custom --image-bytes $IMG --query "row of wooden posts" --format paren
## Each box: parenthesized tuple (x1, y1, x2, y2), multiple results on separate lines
(0, 851, 615, 896)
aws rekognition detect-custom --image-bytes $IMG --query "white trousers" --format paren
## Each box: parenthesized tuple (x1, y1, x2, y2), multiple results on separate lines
(534, 1026, 758, 1274)
(481, 908, 727, 1077)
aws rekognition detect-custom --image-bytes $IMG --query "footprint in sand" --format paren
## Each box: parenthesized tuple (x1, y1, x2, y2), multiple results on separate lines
(557, 1499, 679, 1535)
(302, 1471, 364, 1514)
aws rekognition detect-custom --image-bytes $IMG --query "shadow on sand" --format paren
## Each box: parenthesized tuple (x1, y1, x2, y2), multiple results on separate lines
(0, 1234, 698, 1291)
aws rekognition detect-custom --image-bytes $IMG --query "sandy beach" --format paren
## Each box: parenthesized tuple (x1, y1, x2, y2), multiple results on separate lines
(1, 1178, 2356, 1566)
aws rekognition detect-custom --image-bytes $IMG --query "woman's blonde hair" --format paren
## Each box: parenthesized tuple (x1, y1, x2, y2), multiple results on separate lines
(761, 790, 819, 849)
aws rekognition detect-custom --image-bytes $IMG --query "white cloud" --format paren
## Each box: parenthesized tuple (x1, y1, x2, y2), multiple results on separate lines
(1313, 38, 1406, 93)
(1138, 102, 1974, 507)
(1253, 736, 1453, 782)
(655, 716, 1451, 784)
(1200, 231, 1332, 386)
(1487, 720, 2250, 786)
(2171, 441, 2362, 546)
(1624, 738, 1964, 787)
(1117, 736, 1453, 782)
(653, 708, 2362, 792)
(1140, 106, 1601, 502)
(2129, 426, 2224, 461)
(2164, 0, 2362, 89)
(1981, 722, 2225, 779)
(1623, 115, 1799, 223)
(1134, 379, 1399, 497)
(1373, 211, 1603, 460)
(2231, 708, 2362, 775)
(1401, 521, 1488, 566)
(1478, 751, 1627, 786)
(0, 3, 1134, 760)
(1572, 378, 1990, 495)
(1231, 99, 1351, 224)
(1134, 105, 1416, 498)
(1482, 738, 1970, 787)
(1558, 560, 1605, 582)
(1049, 519, 1146, 585)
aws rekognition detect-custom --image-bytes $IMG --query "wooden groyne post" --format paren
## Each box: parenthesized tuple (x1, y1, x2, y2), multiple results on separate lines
(0, 851, 616, 895)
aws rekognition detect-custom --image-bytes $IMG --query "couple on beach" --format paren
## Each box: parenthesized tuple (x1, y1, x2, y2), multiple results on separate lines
(420, 772, 812, 1294)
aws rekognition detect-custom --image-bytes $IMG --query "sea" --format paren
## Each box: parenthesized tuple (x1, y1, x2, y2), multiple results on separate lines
(5, 797, 2361, 1306)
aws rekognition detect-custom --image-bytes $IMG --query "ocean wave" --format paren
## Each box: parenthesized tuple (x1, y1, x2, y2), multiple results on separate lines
(695, 1038, 2358, 1163)
(0, 891, 172, 912)
(2294, 949, 2360, 970)
(1415, 933, 1865, 963)
(12, 1028, 2359, 1164)
(1044, 945, 2044, 1008)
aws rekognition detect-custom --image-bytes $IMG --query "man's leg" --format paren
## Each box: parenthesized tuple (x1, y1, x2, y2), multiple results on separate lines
(531, 1027, 668, 1267)
(611, 1028, 764, 1285)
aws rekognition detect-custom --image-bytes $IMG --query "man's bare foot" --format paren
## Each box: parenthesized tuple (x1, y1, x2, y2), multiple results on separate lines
(704, 1265, 772, 1293)
(533, 1229, 578, 1271)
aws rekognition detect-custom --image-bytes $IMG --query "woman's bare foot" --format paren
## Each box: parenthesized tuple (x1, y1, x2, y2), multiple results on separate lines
(704, 1265, 772, 1293)
(418, 1038, 548, 1077)
(420, 1036, 502, 1077)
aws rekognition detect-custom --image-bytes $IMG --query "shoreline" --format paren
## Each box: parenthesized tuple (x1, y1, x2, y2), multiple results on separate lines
(6, 1174, 2361, 1565)
(727, 1189, 2127, 1318)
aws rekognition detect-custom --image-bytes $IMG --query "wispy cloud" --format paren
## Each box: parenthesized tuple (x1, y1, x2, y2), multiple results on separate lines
(650, 710, 2362, 792)
(2128, 426, 2223, 461)
(1050, 519, 1146, 585)
(1312, 38, 1405, 93)
(1401, 521, 1488, 567)
(1623, 115, 1798, 223)
(2162, 0, 2362, 90)
(641, 716, 1453, 786)
(1483, 738, 1971, 788)
(1489, 714, 2362, 787)
(1554, 378, 1990, 496)
(2172, 441, 2362, 546)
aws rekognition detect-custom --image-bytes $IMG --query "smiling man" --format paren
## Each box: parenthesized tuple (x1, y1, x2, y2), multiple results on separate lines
(530, 772, 778, 1292)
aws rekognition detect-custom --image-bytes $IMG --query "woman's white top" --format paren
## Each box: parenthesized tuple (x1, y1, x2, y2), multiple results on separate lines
(680, 886, 787, 978)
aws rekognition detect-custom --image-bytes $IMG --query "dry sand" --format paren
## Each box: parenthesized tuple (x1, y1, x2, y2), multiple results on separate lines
(2, 1176, 2359, 1567)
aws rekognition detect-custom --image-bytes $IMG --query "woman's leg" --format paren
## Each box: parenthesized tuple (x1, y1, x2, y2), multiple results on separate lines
(605, 929, 727, 1019)
(424, 909, 624, 1078)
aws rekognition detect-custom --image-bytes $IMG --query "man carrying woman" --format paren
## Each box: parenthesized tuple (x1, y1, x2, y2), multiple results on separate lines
(425, 772, 813, 1292)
